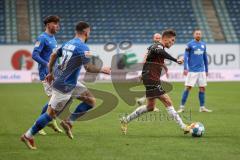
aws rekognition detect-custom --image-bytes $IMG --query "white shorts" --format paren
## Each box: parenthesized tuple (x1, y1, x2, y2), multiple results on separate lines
(42, 80, 52, 97)
(49, 82, 88, 111)
(185, 72, 207, 87)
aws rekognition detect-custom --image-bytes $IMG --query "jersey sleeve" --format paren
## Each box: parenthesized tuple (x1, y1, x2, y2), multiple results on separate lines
(32, 36, 48, 66)
(203, 44, 208, 72)
(184, 43, 191, 70)
(147, 44, 154, 54)
(77, 45, 91, 65)
(151, 44, 177, 62)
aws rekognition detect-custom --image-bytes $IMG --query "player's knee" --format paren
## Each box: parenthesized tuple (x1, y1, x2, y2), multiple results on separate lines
(147, 99, 155, 111)
(88, 97, 96, 107)
(47, 106, 57, 118)
(199, 87, 205, 92)
(147, 106, 154, 111)
(78, 91, 96, 107)
(186, 86, 192, 91)
(82, 96, 96, 107)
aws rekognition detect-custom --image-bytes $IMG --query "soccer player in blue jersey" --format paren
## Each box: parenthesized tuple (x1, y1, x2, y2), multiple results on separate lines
(32, 15, 62, 135)
(177, 29, 212, 113)
(21, 21, 111, 150)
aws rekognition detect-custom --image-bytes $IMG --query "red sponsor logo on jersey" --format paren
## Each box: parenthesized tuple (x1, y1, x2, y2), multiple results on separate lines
(11, 50, 34, 70)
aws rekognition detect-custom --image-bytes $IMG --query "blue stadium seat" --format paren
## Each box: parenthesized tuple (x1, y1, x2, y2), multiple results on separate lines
(0, 0, 5, 43)
(38, 0, 198, 44)
(225, 0, 240, 41)
(0, 0, 238, 44)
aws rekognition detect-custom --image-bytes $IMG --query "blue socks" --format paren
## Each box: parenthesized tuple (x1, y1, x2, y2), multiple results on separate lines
(181, 90, 189, 106)
(30, 113, 53, 136)
(40, 103, 48, 115)
(69, 102, 93, 122)
(199, 91, 205, 107)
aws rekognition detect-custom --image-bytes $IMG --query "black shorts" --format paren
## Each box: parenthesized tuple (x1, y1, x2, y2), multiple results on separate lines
(143, 80, 166, 98)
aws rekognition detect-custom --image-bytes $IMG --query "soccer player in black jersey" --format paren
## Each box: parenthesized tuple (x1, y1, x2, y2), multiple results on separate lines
(121, 29, 190, 135)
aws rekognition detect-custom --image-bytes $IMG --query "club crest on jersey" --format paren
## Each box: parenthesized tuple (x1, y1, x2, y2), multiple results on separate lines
(201, 45, 205, 48)
(34, 41, 40, 47)
(194, 48, 204, 55)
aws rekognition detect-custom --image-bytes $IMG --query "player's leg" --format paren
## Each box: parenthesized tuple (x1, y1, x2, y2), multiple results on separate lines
(37, 103, 48, 135)
(198, 72, 212, 112)
(39, 81, 62, 135)
(126, 97, 155, 123)
(21, 90, 71, 149)
(136, 95, 160, 112)
(60, 82, 95, 139)
(69, 82, 95, 123)
(136, 96, 146, 106)
(178, 72, 197, 113)
(120, 98, 155, 134)
(158, 94, 190, 133)
(178, 86, 191, 113)
(37, 81, 52, 136)
(122, 80, 163, 120)
(21, 105, 54, 150)
(38, 102, 63, 134)
(69, 90, 95, 123)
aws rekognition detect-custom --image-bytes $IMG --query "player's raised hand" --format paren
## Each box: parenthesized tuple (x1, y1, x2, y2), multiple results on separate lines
(177, 57, 184, 64)
(45, 73, 54, 84)
(183, 70, 188, 76)
(101, 66, 111, 75)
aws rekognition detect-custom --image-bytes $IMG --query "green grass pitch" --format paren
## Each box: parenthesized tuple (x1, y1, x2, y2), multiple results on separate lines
(0, 82, 240, 160)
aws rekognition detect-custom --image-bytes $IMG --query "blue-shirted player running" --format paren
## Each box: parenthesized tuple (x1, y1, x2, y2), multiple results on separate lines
(21, 21, 111, 150)
(177, 28, 212, 113)
(32, 15, 62, 135)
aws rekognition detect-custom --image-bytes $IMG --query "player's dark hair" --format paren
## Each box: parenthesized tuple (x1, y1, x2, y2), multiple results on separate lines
(75, 21, 90, 34)
(43, 15, 60, 26)
(162, 29, 176, 38)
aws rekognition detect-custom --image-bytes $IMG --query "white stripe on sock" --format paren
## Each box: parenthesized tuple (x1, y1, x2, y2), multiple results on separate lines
(25, 128, 33, 139)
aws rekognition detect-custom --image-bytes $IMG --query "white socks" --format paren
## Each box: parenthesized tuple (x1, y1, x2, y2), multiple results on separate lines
(125, 105, 186, 129)
(166, 106, 186, 129)
(180, 105, 184, 109)
(126, 105, 148, 123)
(25, 129, 33, 139)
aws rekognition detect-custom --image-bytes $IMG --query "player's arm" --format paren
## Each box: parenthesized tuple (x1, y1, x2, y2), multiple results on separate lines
(81, 48, 110, 74)
(143, 53, 148, 63)
(32, 38, 48, 66)
(203, 44, 208, 76)
(84, 63, 111, 74)
(153, 47, 183, 64)
(183, 45, 190, 76)
(45, 48, 62, 83)
(48, 52, 58, 74)
(80, 45, 111, 74)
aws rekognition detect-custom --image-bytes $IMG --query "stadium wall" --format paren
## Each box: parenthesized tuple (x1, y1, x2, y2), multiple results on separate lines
(0, 44, 240, 83)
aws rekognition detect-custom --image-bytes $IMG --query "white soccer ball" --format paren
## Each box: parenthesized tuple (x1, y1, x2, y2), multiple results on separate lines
(190, 122, 205, 137)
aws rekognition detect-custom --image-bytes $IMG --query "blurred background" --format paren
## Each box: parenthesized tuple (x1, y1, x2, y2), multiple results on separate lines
(0, 0, 239, 83)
